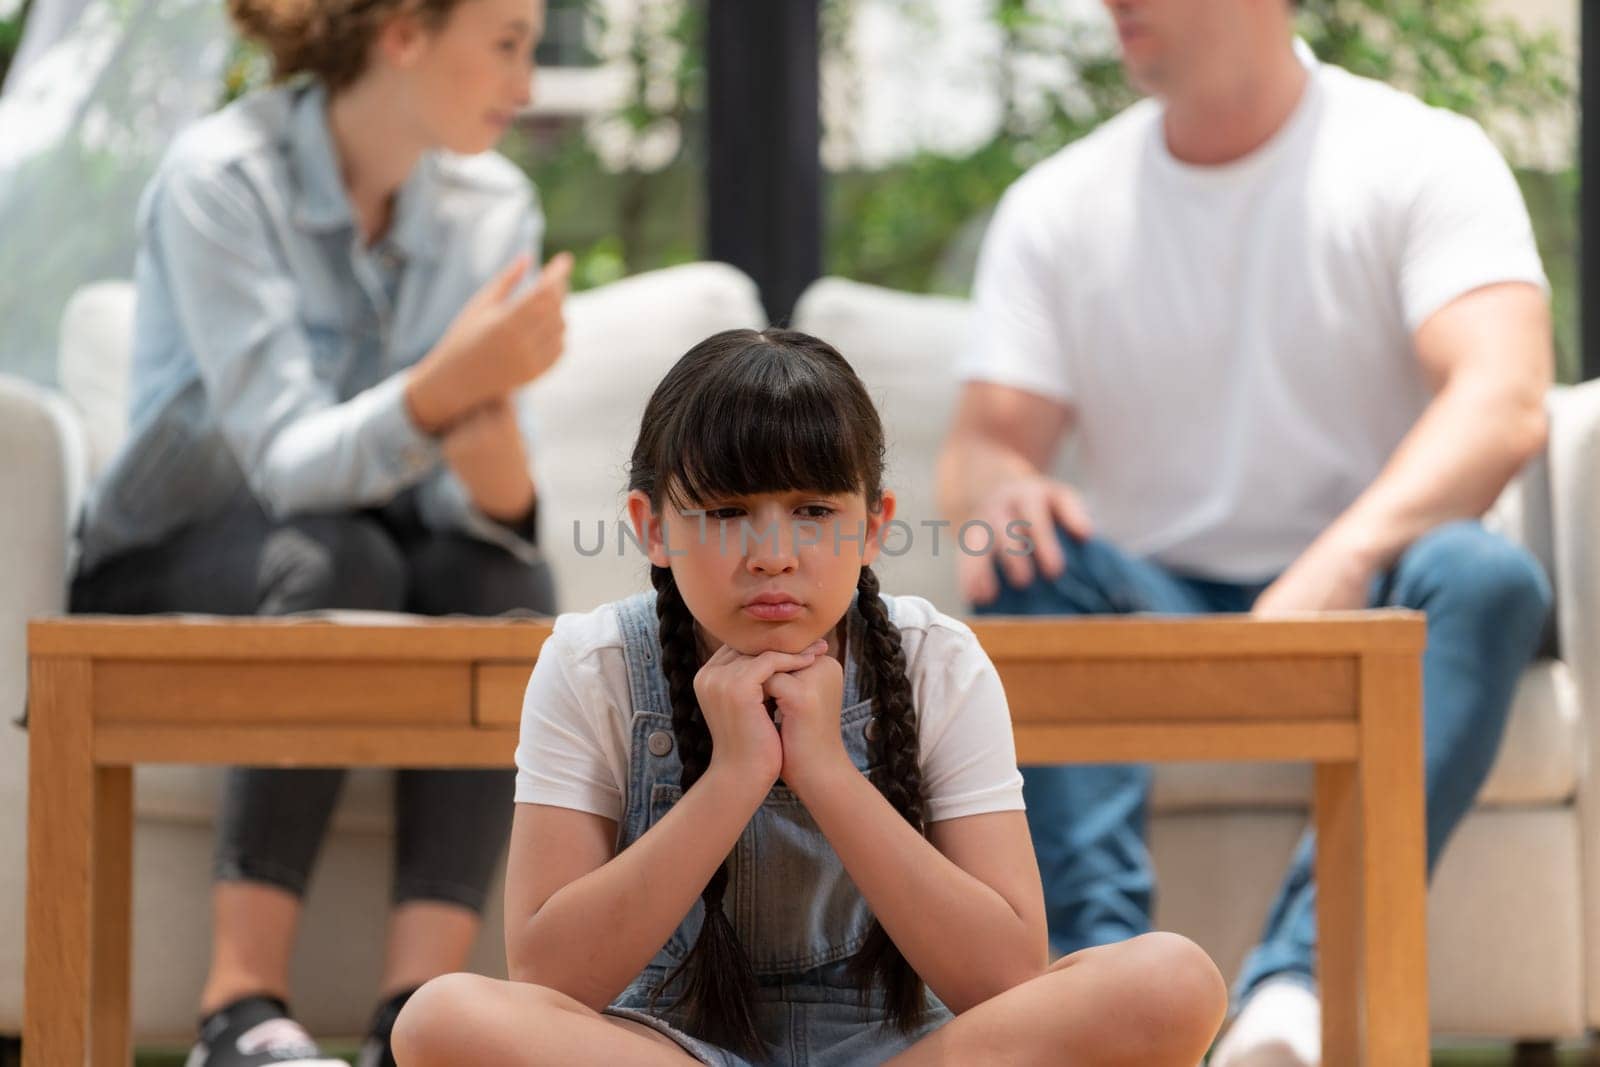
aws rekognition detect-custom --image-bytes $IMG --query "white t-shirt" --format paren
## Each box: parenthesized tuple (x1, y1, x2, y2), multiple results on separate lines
(514, 594, 1027, 824)
(961, 45, 1547, 582)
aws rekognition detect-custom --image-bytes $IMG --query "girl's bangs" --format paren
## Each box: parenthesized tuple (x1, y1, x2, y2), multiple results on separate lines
(660, 346, 868, 510)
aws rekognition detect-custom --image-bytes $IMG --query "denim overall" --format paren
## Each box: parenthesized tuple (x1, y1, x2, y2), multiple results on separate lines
(603, 592, 953, 1065)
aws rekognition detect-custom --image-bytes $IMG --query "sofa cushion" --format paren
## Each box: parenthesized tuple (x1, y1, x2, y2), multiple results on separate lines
(57, 280, 136, 482)
(1148, 657, 1580, 813)
(523, 262, 766, 614)
(793, 278, 971, 613)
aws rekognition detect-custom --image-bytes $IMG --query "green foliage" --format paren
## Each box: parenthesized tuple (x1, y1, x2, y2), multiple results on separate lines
(501, 124, 702, 292)
(826, 0, 1571, 285)
(1301, 0, 1572, 118)
(219, 38, 270, 106)
(0, 0, 33, 88)
(1, 0, 1580, 377)
(513, 1, 1576, 377)
(1519, 167, 1580, 382)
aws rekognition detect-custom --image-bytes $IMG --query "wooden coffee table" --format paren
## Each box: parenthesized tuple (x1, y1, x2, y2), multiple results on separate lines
(24, 610, 1426, 1065)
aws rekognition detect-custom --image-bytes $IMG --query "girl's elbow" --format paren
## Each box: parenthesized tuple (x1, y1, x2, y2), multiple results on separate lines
(504, 947, 612, 1011)
(506, 941, 554, 988)
(506, 956, 537, 985)
(942, 953, 1049, 1014)
(504, 926, 542, 985)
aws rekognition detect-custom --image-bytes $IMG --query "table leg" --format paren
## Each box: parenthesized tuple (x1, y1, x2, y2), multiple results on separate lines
(1315, 761, 1362, 1066)
(24, 659, 94, 1066)
(1359, 652, 1429, 1066)
(92, 766, 133, 1067)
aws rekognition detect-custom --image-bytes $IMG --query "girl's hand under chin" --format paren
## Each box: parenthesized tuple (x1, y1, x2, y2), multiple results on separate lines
(693, 640, 826, 790)
(764, 646, 849, 796)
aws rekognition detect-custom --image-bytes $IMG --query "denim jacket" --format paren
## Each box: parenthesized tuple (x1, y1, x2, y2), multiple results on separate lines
(76, 80, 544, 574)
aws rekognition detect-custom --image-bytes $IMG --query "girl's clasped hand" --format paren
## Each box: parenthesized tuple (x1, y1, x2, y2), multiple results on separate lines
(694, 638, 851, 797)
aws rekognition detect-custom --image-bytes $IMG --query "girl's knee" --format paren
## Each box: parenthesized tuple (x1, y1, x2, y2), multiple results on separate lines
(1109, 933, 1228, 1061)
(1025, 934, 1225, 1065)
(1132, 934, 1228, 1049)
(394, 975, 591, 1066)
(392, 972, 499, 1066)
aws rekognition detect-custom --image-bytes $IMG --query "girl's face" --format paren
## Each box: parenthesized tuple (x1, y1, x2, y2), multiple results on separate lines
(628, 487, 897, 658)
(384, 0, 543, 155)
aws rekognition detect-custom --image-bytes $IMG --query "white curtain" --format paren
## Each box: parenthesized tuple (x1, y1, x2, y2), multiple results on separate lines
(0, 0, 231, 385)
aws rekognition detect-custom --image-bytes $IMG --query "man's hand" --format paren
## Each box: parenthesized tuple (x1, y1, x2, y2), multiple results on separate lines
(1253, 534, 1375, 616)
(442, 397, 537, 524)
(956, 474, 1092, 605)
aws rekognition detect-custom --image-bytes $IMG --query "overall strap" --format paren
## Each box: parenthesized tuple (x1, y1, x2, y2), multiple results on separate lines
(613, 591, 675, 719)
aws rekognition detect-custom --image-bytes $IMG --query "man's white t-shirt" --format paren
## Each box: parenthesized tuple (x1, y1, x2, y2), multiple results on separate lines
(514, 594, 1027, 824)
(960, 44, 1547, 582)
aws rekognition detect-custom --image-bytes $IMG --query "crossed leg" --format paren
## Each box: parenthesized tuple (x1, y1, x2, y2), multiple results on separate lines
(889, 932, 1226, 1067)
(393, 974, 702, 1065)
(394, 932, 1224, 1067)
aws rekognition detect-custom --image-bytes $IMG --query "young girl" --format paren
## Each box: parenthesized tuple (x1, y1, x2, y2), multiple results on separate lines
(393, 329, 1226, 1065)
(68, 0, 566, 1062)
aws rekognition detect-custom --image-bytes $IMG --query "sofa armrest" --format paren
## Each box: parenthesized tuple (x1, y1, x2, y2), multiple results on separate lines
(1543, 379, 1600, 1028)
(0, 374, 89, 729)
(1549, 381, 1600, 731)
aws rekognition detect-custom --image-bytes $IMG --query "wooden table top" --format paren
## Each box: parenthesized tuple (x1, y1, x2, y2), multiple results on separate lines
(30, 609, 1426, 660)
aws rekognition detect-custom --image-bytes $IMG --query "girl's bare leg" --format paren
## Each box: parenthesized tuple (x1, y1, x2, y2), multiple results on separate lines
(888, 932, 1227, 1067)
(392, 972, 703, 1067)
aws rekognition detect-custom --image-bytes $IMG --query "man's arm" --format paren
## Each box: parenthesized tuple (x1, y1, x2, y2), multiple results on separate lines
(937, 382, 1073, 512)
(937, 382, 1086, 604)
(1255, 281, 1551, 613)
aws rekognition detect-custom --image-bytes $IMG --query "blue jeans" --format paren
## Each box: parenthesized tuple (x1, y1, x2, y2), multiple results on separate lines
(973, 521, 1551, 1002)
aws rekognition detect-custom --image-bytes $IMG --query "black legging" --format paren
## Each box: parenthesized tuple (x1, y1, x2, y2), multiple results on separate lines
(70, 488, 557, 911)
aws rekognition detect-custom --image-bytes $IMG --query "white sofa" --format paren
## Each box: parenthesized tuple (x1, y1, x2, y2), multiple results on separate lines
(0, 263, 1596, 1049)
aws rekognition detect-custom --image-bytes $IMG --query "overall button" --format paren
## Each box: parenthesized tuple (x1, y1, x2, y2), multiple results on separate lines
(864, 719, 881, 743)
(647, 730, 674, 757)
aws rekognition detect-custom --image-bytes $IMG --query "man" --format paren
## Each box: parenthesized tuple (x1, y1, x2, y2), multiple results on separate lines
(937, 1, 1554, 1063)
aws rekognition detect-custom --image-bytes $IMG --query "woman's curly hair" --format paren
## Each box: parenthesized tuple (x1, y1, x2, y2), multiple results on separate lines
(228, 0, 460, 91)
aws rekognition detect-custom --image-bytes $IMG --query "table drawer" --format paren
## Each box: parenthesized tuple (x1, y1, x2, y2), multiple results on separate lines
(93, 661, 472, 725)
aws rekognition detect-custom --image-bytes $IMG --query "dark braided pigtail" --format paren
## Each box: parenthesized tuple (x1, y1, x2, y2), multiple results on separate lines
(848, 565, 929, 1031)
(648, 566, 765, 1058)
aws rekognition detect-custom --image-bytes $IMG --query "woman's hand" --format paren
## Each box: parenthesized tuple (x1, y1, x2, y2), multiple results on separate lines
(693, 640, 826, 791)
(765, 647, 849, 796)
(405, 252, 573, 434)
(441, 396, 536, 524)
